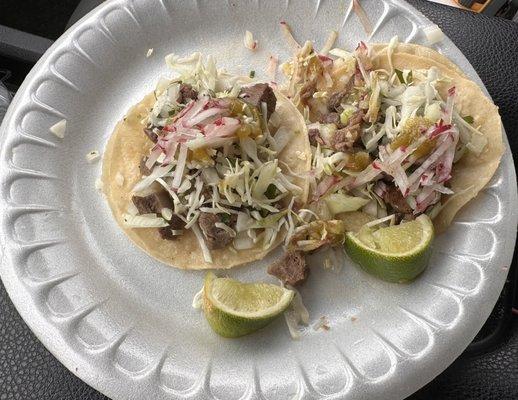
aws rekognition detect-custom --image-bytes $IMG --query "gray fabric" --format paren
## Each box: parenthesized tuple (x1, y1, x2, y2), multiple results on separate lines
(0, 81, 11, 122)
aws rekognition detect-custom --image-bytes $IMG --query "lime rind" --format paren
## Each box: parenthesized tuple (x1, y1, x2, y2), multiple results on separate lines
(344, 215, 434, 283)
(203, 273, 294, 337)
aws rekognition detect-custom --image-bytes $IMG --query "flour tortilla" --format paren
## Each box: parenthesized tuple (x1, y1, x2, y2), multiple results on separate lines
(102, 91, 311, 269)
(368, 44, 503, 233)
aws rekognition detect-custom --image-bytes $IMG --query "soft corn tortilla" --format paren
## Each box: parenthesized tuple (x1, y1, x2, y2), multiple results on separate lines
(370, 43, 467, 78)
(368, 45, 503, 233)
(102, 91, 311, 269)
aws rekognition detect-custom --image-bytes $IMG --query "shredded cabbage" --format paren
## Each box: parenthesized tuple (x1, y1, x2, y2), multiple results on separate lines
(122, 214, 169, 228)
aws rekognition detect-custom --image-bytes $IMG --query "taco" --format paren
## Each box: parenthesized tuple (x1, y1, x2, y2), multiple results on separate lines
(280, 38, 503, 234)
(102, 53, 311, 269)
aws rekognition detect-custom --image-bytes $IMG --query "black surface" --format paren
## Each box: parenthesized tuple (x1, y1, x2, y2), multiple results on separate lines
(0, 0, 80, 41)
(0, 0, 517, 399)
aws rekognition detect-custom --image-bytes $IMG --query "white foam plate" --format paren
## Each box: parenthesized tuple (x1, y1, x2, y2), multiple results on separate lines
(0, 1, 516, 399)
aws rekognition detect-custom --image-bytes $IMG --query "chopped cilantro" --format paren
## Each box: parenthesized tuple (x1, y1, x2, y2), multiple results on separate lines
(395, 69, 405, 84)
(462, 115, 474, 124)
(265, 184, 278, 199)
(249, 70, 256, 78)
(220, 213, 231, 224)
(395, 69, 412, 84)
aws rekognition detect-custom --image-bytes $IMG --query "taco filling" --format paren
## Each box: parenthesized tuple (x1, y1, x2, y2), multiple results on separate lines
(102, 53, 311, 268)
(280, 38, 501, 234)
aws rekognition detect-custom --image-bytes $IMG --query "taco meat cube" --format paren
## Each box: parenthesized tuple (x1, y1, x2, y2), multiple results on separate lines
(169, 214, 186, 230)
(198, 212, 234, 249)
(143, 127, 158, 143)
(267, 251, 308, 287)
(328, 90, 347, 112)
(319, 112, 340, 125)
(332, 126, 360, 151)
(239, 83, 277, 120)
(139, 156, 152, 176)
(178, 83, 198, 104)
(308, 128, 322, 146)
(300, 81, 317, 103)
(132, 191, 173, 215)
(158, 215, 186, 241)
(158, 227, 175, 240)
(383, 185, 413, 214)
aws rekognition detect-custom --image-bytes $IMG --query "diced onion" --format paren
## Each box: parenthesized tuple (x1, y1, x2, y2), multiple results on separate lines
(161, 207, 173, 221)
(423, 25, 444, 45)
(50, 119, 66, 138)
(244, 30, 258, 51)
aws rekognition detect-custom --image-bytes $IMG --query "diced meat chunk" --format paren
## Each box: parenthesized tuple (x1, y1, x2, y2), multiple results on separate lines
(143, 127, 158, 143)
(332, 126, 360, 151)
(178, 83, 198, 104)
(198, 212, 233, 250)
(383, 185, 413, 214)
(158, 227, 175, 240)
(320, 112, 340, 125)
(267, 251, 308, 287)
(159, 213, 186, 241)
(308, 128, 322, 146)
(394, 213, 414, 225)
(331, 110, 364, 151)
(239, 83, 277, 120)
(300, 81, 317, 103)
(132, 191, 173, 215)
(169, 214, 185, 230)
(139, 156, 152, 176)
(328, 91, 346, 112)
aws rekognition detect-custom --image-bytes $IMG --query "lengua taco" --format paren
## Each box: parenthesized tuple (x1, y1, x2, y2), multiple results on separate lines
(102, 53, 311, 269)
(280, 37, 503, 235)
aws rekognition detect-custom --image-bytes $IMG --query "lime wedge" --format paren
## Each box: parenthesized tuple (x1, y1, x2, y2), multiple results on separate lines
(344, 214, 434, 283)
(203, 272, 294, 338)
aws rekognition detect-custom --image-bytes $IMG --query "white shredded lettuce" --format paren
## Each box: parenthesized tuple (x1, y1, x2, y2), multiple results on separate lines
(192, 223, 212, 263)
(122, 214, 169, 228)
